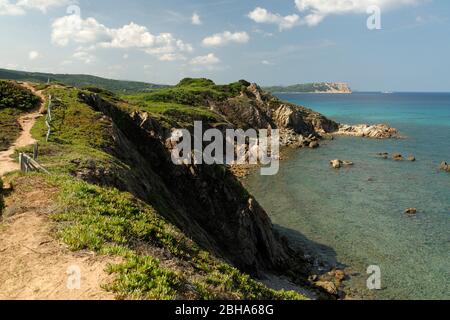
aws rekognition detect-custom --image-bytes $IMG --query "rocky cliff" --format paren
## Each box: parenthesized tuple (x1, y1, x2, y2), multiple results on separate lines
(209, 83, 339, 147)
(78, 93, 298, 276)
(75, 80, 338, 278)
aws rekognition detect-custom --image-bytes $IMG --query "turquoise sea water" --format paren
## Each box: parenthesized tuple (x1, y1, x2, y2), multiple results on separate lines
(244, 93, 450, 300)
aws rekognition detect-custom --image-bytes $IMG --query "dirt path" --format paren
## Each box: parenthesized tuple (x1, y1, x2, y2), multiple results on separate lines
(0, 177, 116, 300)
(0, 83, 45, 177)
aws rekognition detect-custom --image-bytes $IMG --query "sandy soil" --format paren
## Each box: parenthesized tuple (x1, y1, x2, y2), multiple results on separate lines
(0, 83, 45, 177)
(0, 177, 116, 300)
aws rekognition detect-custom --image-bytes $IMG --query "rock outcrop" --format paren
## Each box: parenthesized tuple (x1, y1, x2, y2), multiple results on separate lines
(336, 124, 399, 139)
(209, 83, 339, 148)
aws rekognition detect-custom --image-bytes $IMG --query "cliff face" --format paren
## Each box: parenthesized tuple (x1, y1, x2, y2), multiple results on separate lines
(75, 81, 337, 277)
(78, 93, 297, 276)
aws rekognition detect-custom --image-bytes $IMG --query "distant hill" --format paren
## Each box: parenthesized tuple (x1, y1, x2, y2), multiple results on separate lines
(264, 82, 352, 94)
(0, 68, 167, 94)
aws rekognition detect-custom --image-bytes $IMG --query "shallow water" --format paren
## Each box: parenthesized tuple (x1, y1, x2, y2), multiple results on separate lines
(244, 93, 450, 300)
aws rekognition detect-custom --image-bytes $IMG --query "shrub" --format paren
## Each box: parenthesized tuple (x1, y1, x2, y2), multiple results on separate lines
(0, 80, 41, 111)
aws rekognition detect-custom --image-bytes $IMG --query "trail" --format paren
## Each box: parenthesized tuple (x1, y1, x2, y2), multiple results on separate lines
(0, 176, 116, 300)
(0, 83, 45, 177)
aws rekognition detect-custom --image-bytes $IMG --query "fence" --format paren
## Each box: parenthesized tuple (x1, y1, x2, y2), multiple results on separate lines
(19, 143, 50, 175)
(46, 95, 52, 142)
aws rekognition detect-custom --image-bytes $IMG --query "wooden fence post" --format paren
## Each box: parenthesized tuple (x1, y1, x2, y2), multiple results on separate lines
(19, 153, 23, 172)
(33, 143, 38, 160)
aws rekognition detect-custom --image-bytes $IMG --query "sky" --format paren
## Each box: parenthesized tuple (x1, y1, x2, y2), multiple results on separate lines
(0, 0, 449, 91)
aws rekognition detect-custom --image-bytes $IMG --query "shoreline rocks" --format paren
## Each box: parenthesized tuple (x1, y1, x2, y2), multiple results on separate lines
(336, 124, 399, 139)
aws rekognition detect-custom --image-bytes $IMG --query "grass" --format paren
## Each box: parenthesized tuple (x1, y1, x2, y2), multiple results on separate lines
(25, 85, 119, 174)
(8, 82, 307, 300)
(46, 175, 306, 300)
(129, 78, 249, 107)
(121, 78, 251, 127)
(0, 80, 41, 150)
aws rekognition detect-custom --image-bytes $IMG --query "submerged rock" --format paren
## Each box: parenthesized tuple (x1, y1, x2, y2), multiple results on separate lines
(404, 208, 417, 215)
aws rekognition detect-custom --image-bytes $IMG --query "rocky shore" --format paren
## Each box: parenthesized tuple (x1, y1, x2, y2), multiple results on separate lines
(335, 124, 400, 139)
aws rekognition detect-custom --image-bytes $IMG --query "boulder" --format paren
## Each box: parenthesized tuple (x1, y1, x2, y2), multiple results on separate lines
(315, 281, 338, 295)
(330, 160, 342, 169)
(309, 141, 319, 149)
(404, 208, 417, 215)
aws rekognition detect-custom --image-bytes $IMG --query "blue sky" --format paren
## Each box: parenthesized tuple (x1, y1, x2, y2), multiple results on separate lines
(0, 0, 449, 91)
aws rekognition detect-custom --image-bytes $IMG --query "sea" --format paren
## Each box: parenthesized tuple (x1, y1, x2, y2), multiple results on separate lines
(244, 92, 450, 300)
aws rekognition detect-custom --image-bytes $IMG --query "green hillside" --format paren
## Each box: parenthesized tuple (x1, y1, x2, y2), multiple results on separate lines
(0, 68, 167, 94)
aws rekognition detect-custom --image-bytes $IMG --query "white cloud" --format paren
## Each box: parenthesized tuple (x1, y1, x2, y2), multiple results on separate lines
(28, 50, 40, 60)
(0, 0, 72, 15)
(248, 7, 301, 31)
(73, 50, 95, 64)
(262, 60, 274, 65)
(17, 0, 73, 13)
(202, 31, 249, 47)
(159, 53, 187, 61)
(0, 0, 25, 15)
(190, 53, 220, 66)
(249, 1, 425, 29)
(51, 14, 193, 61)
(296, 0, 425, 25)
(191, 12, 202, 25)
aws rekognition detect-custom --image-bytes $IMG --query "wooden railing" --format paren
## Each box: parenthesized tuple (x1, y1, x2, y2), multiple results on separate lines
(19, 143, 50, 175)
(46, 95, 52, 142)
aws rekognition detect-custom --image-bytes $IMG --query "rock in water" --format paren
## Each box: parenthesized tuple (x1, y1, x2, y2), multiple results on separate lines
(309, 141, 319, 149)
(336, 124, 399, 139)
(330, 160, 342, 169)
(407, 156, 416, 162)
(404, 208, 417, 215)
(342, 161, 354, 166)
(440, 162, 450, 172)
(393, 154, 403, 161)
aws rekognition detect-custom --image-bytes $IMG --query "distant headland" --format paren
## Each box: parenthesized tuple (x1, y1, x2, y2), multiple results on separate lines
(264, 82, 352, 94)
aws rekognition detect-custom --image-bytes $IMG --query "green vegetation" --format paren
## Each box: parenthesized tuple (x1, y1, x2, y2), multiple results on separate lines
(121, 78, 250, 127)
(129, 78, 249, 106)
(264, 82, 351, 93)
(0, 80, 41, 151)
(23, 85, 121, 175)
(15, 82, 306, 300)
(47, 175, 305, 300)
(0, 68, 167, 94)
